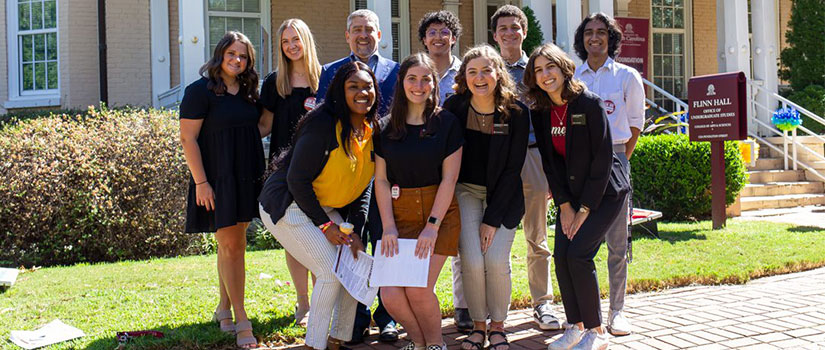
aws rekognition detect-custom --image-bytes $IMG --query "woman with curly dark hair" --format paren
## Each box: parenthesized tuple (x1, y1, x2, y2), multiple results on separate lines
(258, 61, 379, 350)
(523, 43, 630, 350)
(443, 45, 529, 350)
(179, 31, 263, 348)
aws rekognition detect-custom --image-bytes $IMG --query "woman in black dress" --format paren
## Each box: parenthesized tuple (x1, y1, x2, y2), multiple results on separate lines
(179, 31, 263, 349)
(522, 43, 629, 350)
(258, 18, 321, 327)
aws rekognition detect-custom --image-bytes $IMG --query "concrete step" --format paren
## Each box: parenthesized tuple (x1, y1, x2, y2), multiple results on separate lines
(741, 193, 825, 211)
(749, 157, 785, 171)
(764, 135, 825, 145)
(742, 181, 825, 197)
(767, 147, 825, 161)
(747, 169, 806, 183)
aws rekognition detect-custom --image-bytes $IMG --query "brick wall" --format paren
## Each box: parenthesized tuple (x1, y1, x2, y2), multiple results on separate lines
(106, 0, 152, 107)
(169, 0, 179, 87)
(409, 0, 441, 55)
(778, 0, 791, 80)
(459, 0, 475, 52)
(63, 0, 101, 109)
(692, 0, 717, 75)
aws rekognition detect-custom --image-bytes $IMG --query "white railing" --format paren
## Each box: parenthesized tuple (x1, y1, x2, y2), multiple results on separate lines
(748, 80, 825, 182)
(157, 84, 181, 110)
(643, 78, 689, 134)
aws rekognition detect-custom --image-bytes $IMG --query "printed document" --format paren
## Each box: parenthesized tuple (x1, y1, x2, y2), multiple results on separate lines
(10, 319, 85, 349)
(333, 247, 379, 306)
(370, 239, 430, 287)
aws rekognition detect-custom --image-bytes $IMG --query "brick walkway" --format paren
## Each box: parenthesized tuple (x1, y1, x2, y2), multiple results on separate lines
(340, 267, 825, 350)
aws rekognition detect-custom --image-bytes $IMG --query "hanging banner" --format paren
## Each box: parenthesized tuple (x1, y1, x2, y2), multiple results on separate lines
(615, 17, 649, 79)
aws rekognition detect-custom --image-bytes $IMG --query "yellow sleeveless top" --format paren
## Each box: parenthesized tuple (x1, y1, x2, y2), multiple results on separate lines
(312, 120, 375, 208)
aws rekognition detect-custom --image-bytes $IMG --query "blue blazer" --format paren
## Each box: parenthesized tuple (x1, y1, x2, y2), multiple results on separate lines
(316, 54, 400, 116)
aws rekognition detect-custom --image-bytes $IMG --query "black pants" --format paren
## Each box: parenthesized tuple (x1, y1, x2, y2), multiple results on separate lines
(554, 192, 627, 329)
(352, 190, 395, 334)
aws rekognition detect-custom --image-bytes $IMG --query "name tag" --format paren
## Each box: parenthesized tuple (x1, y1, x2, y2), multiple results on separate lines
(571, 114, 587, 126)
(391, 184, 400, 200)
(493, 123, 509, 135)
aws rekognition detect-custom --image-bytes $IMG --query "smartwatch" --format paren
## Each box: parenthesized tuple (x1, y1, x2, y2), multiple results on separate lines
(427, 216, 441, 226)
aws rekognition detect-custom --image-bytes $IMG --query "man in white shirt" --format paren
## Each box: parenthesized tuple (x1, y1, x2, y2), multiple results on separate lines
(573, 12, 645, 337)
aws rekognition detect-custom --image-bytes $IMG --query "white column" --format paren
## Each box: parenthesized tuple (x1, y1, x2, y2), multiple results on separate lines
(443, 0, 462, 56)
(556, 0, 583, 64)
(150, 0, 170, 108)
(751, 0, 779, 133)
(522, 0, 554, 46)
(368, 0, 394, 59)
(473, 0, 487, 45)
(588, 0, 613, 16)
(616, 0, 631, 17)
(178, 0, 206, 90)
(715, 0, 753, 133)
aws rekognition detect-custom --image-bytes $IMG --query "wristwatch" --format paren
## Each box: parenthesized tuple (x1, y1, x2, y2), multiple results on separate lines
(427, 216, 441, 226)
(578, 205, 590, 214)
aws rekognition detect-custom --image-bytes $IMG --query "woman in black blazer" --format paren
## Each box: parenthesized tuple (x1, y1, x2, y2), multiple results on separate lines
(443, 44, 529, 350)
(522, 44, 629, 350)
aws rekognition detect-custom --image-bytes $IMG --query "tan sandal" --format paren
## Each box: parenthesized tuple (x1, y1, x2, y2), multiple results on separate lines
(212, 308, 235, 334)
(234, 320, 257, 348)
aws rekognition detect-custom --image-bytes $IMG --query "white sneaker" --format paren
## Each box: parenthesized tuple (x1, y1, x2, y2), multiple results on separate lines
(534, 303, 562, 330)
(570, 329, 609, 350)
(607, 310, 632, 336)
(547, 326, 584, 350)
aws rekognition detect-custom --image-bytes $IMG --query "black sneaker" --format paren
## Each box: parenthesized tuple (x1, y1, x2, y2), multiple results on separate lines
(345, 327, 369, 345)
(454, 308, 473, 333)
(378, 323, 399, 343)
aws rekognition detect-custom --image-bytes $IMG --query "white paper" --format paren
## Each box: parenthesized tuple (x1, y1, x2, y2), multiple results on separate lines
(0, 267, 19, 287)
(333, 247, 379, 306)
(9, 319, 85, 349)
(370, 239, 430, 287)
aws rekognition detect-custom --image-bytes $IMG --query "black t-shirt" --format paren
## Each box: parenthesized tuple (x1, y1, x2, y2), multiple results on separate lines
(260, 72, 316, 161)
(374, 110, 464, 188)
(458, 106, 494, 186)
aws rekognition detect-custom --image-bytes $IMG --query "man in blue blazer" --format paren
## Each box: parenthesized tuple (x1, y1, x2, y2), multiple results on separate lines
(316, 9, 400, 116)
(318, 9, 400, 345)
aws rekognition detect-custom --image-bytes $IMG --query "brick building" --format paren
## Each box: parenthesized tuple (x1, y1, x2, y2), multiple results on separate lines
(0, 0, 792, 118)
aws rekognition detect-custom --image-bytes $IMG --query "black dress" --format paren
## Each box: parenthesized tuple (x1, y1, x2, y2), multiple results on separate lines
(179, 77, 265, 233)
(260, 72, 316, 162)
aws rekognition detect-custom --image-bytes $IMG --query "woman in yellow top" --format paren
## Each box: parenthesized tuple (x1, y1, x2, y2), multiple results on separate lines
(258, 61, 379, 350)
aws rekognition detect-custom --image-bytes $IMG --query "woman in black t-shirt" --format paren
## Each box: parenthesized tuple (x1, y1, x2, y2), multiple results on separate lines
(375, 53, 463, 350)
(257, 18, 321, 328)
(179, 31, 262, 348)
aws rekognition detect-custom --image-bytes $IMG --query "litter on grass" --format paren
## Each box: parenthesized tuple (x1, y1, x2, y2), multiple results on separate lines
(9, 319, 85, 349)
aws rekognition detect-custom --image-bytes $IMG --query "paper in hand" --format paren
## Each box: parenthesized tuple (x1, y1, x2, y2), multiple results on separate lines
(370, 239, 429, 288)
(333, 247, 379, 306)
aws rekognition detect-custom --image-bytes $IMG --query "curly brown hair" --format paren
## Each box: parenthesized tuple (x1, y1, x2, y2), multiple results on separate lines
(453, 45, 521, 121)
(198, 31, 260, 102)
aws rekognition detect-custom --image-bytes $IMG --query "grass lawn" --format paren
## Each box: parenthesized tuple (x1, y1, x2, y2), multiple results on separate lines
(1, 220, 824, 349)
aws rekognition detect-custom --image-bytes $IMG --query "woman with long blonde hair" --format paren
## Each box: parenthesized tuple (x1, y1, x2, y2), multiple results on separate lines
(258, 18, 322, 327)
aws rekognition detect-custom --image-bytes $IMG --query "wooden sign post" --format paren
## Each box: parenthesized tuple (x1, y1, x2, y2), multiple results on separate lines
(688, 72, 747, 229)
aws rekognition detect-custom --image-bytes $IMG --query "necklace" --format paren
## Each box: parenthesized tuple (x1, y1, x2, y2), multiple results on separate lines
(553, 104, 568, 125)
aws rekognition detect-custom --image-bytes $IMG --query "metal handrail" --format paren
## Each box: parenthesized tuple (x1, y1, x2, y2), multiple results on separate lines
(749, 131, 825, 183)
(749, 81, 825, 126)
(642, 78, 689, 111)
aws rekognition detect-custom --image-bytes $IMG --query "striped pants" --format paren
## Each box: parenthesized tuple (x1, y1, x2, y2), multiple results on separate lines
(259, 203, 357, 350)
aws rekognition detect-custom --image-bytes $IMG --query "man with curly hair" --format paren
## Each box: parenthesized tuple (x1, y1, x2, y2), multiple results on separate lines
(573, 12, 646, 338)
(418, 10, 463, 105)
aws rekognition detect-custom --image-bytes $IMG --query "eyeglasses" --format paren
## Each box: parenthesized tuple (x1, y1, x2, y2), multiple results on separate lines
(426, 28, 453, 38)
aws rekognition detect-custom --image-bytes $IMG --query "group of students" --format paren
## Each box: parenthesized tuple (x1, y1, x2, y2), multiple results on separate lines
(179, 5, 644, 350)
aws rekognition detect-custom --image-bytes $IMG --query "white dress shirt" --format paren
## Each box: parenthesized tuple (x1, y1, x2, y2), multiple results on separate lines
(574, 57, 645, 145)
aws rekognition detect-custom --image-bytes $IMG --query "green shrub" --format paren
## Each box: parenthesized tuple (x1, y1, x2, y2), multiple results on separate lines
(778, 0, 825, 91)
(787, 85, 825, 135)
(630, 134, 748, 220)
(0, 108, 85, 126)
(0, 107, 200, 266)
(521, 6, 545, 57)
(246, 218, 283, 251)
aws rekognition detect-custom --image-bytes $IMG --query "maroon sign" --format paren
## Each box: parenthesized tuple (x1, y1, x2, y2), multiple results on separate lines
(615, 17, 649, 79)
(688, 72, 747, 142)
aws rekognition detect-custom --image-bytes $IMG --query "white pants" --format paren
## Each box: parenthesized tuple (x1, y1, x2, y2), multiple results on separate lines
(259, 203, 357, 350)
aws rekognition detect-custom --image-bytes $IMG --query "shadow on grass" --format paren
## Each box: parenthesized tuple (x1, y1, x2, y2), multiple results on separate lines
(787, 225, 825, 233)
(83, 314, 298, 350)
(632, 227, 707, 244)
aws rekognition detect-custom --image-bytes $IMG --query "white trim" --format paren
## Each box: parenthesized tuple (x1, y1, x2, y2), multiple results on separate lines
(395, 0, 410, 60)
(442, 0, 461, 55)
(5, 0, 61, 107)
(557, 0, 583, 63)
(150, 0, 171, 108)
(204, 0, 271, 74)
(473, 0, 486, 45)
(368, 0, 394, 58)
(179, 0, 206, 88)
(650, 0, 693, 100)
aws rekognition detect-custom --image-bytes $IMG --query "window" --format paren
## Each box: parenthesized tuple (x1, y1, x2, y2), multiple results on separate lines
(206, 0, 268, 74)
(651, 0, 691, 112)
(351, 0, 409, 62)
(5, 0, 60, 106)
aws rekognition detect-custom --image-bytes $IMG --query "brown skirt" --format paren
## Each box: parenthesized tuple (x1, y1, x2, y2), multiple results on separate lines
(392, 185, 461, 256)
